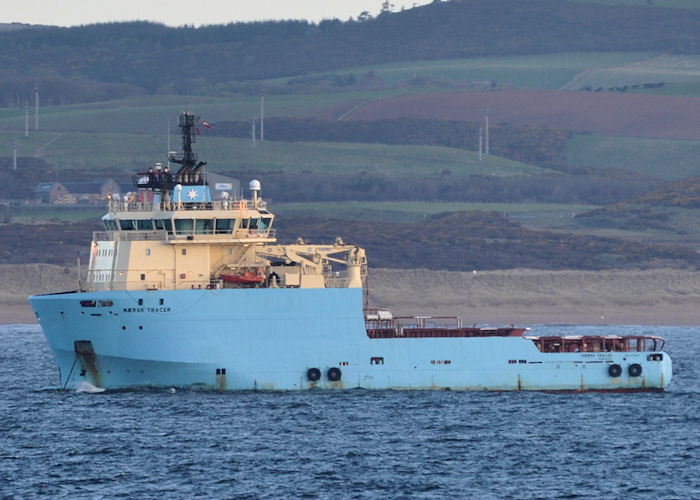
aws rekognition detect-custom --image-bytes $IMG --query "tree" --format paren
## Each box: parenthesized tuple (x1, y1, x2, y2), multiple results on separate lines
(357, 11, 373, 22)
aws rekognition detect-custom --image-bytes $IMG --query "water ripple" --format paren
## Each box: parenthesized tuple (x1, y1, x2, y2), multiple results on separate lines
(0, 325, 698, 498)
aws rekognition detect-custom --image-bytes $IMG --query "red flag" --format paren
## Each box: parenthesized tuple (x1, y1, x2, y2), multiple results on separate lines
(202, 121, 212, 129)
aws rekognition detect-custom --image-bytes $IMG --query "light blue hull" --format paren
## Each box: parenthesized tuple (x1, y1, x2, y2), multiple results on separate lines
(29, 288, 672, 392)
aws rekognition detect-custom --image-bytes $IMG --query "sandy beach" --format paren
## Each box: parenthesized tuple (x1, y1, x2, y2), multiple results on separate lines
(2, 264, 700, 326)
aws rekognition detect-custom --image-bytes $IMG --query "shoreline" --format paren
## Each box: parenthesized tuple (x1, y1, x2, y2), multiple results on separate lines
(3, 265, 700, 327)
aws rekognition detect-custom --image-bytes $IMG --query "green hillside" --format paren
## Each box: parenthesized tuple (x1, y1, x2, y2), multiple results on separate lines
(0, 92, 405, 134)
(565, 135, 700, 181)
(0, 1, 697, 105)
(559, 54, 700, 94)
(2, 1, 699, 271)
(274, 202, 596, 224)
(0, 131, 549, 178)
(272, 52, 658, 90)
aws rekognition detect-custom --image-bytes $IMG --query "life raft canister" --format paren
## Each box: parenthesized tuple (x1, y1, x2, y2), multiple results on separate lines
(628, 363, 643, 377)
(608, 364, 622, 377)
(327, 367, 342, 382)
(307, 368, 321, 382)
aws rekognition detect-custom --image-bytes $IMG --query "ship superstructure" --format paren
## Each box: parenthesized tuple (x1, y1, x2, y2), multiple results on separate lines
(91, 112, 366, 294)
(29, 112, 672, 392)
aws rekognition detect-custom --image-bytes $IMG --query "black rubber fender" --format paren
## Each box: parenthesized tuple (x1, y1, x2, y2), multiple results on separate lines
(327, 367, 342, 382)
(608, 363, 622, 377)
(306, 367, 321, 382)
(267, 272, 280, 287)
(628, 363, 642, 377)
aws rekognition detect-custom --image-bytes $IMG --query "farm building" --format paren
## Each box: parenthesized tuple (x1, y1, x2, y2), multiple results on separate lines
(34, 179, 121, 204)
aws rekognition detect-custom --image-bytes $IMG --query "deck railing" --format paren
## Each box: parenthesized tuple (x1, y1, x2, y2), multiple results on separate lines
(527, 335, 666, 353)
(108, 199, 266, 213)
(93, 228, 277, 242)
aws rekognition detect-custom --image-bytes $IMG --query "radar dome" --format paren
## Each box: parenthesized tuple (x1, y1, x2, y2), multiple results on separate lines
(249, 180, 261, 191)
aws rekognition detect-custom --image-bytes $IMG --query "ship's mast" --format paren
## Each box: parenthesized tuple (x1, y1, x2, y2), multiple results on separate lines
(134, 111, 207, 192)
(169, 111, 199, 181)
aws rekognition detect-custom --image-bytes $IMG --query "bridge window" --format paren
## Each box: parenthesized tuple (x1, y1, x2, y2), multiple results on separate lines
(261, 217, 272, 229)
(239, 218, 249, 229)
(137, 219, 153, 230)
(195, 219, 214, 234)
(215, 218, 235, 234)
(119, 219, 136, 231)
(174, 218, 193, 235)
(103, 220, 118, 231)
(249, 218, 260, 230)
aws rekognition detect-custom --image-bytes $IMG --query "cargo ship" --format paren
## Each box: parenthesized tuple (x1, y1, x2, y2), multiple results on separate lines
(29, 112, 672, 392)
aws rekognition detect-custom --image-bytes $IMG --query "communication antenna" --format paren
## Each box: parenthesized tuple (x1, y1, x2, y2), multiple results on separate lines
(13, 141, 17, 170)
(24, 103, 29, 137)
(259, 92, 264, 142)
(34, 85, 39, 131)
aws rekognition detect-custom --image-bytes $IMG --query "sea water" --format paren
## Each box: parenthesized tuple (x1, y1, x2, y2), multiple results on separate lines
(0, 324, 697, 499)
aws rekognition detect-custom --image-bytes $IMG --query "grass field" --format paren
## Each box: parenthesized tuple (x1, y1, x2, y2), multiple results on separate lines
(274, 201, 595, 223)
(273, 201, 700, 245)
(1, 206, 104, 223)
(1, 131, 553, 179)
(1, 201, 594, 225)
(0, 52, 673, 137)
(627, 82, 700, 96)
(212, 140, 553, 178)
(560, 54, 700, 94)
(564, 134, 700, 180)
(264, 52, 659, 91)
(0, 91, 404, 135)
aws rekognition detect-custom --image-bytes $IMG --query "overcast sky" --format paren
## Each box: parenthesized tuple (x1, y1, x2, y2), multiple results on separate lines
(3, 1, 432, 27)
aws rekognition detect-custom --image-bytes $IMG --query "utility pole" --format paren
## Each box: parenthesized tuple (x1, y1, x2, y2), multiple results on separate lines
(252, 117, 257, 148)
(478, 127, 483, 161)
(34, 85, 39, 131)
(259, 92, 264, 142)
(484, 108, 490, 156)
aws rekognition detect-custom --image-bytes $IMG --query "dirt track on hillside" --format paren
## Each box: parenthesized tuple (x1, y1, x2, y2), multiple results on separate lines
(343, 89, 700, 140)
(3, 264, 700, 326)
